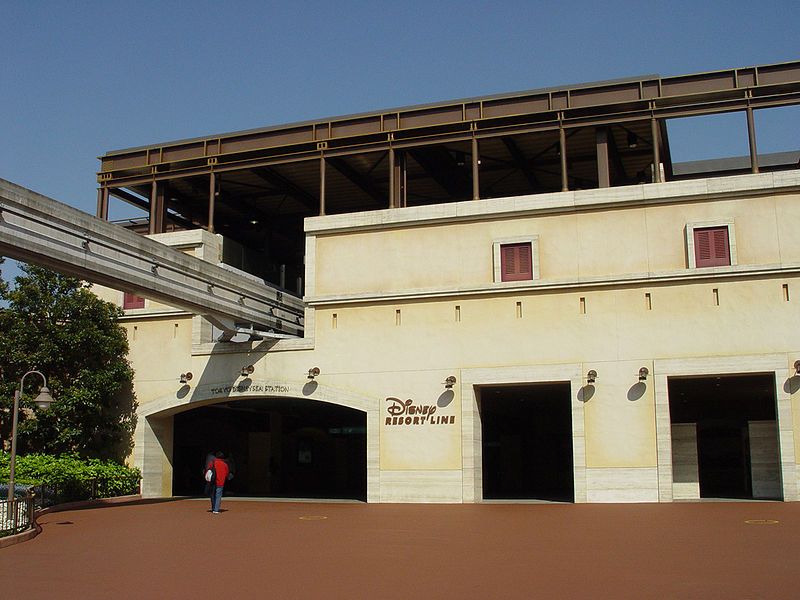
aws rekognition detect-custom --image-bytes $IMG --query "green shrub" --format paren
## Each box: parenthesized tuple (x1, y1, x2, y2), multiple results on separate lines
(0, 452, 140, 504)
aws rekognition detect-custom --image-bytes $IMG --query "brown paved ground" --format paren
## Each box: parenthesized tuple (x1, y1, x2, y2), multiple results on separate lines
(1, 498, 798, 599)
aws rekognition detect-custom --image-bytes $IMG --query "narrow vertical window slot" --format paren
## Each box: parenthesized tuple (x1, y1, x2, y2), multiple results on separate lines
(645, 293, 652, 310)
(579, 297, 586, 314)
(713, 288, 719, 306)
(783, 284, 790, 302)
(133, 325, 138, 341)
(395, 309, 401, 326)
(515, 301, 523, 319)
(332, 313, 338, 329)
(173, 323, 179, 339)
(455, 305, 461, 322)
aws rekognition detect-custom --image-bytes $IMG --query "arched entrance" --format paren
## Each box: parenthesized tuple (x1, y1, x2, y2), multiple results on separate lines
(172, 397, 366, 501)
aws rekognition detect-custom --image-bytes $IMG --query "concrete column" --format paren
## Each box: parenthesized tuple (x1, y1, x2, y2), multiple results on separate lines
(670, 423, 700, 500)
(749, 420, 780, 499)
(134, 415, 174, 497)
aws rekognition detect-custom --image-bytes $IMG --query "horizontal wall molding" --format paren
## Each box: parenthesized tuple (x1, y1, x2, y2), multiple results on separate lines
(306, 263, 800, 307)
(305, 171, 800, 235)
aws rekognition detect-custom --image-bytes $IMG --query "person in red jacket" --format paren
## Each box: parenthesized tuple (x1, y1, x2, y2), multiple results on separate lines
(208, 451, 230, 514)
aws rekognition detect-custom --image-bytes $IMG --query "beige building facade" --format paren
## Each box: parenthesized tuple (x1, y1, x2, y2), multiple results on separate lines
(98, 170, 800, 503)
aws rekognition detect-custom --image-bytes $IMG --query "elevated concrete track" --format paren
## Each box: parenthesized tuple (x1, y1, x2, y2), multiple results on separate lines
(0, 178, 304, 338)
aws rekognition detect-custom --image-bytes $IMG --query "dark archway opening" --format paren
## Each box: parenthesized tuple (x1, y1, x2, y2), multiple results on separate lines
(479, 383, 574, 502)
(172, 398, 366, 501)
(669, 374, 780, 500)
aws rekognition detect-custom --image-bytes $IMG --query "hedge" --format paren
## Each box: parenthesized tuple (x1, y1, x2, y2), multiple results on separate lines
(0, 452, 141, 504)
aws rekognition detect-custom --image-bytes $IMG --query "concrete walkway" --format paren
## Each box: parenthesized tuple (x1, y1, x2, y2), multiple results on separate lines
(1, 499, 798, 599)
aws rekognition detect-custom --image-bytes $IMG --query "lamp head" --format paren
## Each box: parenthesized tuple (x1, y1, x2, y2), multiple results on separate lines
(180, 372, 193, 385)
(586, 370, 598, 384)
(308, 367, 320, 379)
(34, 386, 54, 409)
(241, 365, 255, 377)
(638, 367, 649, 381)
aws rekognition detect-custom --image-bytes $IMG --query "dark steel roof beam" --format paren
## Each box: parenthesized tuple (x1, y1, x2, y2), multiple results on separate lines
(605, 127, 629, 184)
(252, 167, 318, 212)
(110, 188, 196, 230)
(109, 188, 149, 211)
(101, 60, 800, 165)
(408, 148, 471, 198)
(501, 137, 539, 188)
(326, 157, 385, 205)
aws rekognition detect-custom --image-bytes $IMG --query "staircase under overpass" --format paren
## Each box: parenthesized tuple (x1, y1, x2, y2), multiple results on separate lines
(0, 178, 304, 339)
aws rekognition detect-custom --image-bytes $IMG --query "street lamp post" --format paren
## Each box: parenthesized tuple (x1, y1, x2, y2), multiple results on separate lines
(7, 370, 53, 502)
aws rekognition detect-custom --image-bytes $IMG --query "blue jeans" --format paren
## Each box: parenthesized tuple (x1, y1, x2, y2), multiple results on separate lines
(211, 486, 224, 512)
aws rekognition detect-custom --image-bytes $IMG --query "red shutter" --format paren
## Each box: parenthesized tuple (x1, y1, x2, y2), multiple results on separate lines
(123, 292, 145, 309)
(500, 243, 533, 281)
(693, 227, 730, 267)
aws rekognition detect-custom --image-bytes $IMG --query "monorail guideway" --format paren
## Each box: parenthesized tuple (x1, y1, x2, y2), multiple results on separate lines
(0, 178, 304, 339)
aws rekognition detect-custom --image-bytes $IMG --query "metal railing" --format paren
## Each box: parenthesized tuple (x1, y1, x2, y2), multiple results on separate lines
(0, 490, 35, 537)
(0, 474, 141, 539)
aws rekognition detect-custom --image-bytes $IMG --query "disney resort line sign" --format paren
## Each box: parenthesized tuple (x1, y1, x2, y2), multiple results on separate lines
(385, 397, 456, 426)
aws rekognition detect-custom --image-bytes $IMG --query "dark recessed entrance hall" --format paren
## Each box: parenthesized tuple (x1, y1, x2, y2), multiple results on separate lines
(668, 374, 780, 500)
(172, 398, 366, 501)
(479, 383, 574, 502)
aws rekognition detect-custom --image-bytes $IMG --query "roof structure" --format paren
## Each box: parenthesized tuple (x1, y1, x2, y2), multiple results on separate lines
(95, 60, 800, 291)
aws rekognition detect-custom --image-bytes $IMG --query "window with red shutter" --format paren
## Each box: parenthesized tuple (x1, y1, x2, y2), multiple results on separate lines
(693, 226, 730, 267)
(123, 292, 145, 309)
(500, 242, 533, 281)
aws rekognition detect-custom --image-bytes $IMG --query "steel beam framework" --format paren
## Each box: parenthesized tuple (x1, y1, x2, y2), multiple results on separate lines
(98, 61, 800, 190)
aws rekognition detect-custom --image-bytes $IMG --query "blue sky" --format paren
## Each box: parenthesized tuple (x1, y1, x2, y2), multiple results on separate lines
(1, 1, 798, 278)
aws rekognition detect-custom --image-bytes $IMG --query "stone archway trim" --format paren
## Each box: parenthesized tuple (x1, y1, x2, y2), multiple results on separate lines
(135, 380, 380, 502)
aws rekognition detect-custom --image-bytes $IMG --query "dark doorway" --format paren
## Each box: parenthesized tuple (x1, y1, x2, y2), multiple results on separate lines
(172, 398, 366, 501)
(669, 374, 780, 500)
(479, 383, 574, 502)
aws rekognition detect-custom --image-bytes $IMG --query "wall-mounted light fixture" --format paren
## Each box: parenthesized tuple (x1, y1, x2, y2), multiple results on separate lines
(586, 369, 598, 384)
(638, 367, 649, 381)
(627, 131, 638, 149)
(444, 376, 457, 389)
(179, 372, 193, 385)
(307, 367, 320, 380)
(794, 360, 800, 376)
(241, 365, 254, 377)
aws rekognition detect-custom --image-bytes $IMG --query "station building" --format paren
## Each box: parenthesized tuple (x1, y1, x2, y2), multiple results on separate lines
(93, 60, 800, 503)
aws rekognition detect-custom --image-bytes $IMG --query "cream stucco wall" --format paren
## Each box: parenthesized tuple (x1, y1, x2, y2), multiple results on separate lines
(111, 173, 800, 503)
(313, 191, 800, 299)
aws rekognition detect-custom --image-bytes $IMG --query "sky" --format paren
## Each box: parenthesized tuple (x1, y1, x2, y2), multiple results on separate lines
(1, 0, 798, 280)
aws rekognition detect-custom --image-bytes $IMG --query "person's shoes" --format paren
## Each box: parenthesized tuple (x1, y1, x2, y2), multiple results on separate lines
(212, 511, 220, 514)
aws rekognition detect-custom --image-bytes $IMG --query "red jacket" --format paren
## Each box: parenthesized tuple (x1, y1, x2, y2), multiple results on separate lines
(211, 458, 229, 487)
